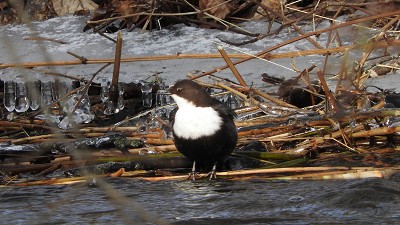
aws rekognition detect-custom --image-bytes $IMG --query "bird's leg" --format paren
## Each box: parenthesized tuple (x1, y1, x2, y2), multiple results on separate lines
(206, 163, 217, 180)
(187, 161, 198, 181)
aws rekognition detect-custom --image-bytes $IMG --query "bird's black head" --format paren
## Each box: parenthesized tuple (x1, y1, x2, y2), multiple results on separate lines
(168, 79, 214, 107)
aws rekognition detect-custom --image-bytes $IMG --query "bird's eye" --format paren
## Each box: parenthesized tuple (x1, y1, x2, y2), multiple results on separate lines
(176, 87, 183, 93)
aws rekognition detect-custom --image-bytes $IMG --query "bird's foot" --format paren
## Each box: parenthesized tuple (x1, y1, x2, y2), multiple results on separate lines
(186, 171, 200, 181)
(206, 164, 217, 180)
(187, 161, 200, 181)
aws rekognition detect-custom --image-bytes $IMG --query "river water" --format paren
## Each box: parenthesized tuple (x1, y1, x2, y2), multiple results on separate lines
(1, 175, 400, 225)
(1, 13, 400, 225)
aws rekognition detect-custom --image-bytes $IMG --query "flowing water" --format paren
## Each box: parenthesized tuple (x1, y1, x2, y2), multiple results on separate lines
(1, 175, 400, 225)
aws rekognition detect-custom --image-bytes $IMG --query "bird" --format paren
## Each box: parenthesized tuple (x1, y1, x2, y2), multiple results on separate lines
(168, 79, 238, 180)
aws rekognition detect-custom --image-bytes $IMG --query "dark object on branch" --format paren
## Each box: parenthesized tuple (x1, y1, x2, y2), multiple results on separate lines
(278, 79, 324, 108)
(261, 73, 285, 84)
(385, 93, 400, 108)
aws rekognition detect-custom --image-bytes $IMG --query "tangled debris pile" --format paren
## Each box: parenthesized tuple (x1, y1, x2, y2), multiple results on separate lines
(1, 1, 400, 185)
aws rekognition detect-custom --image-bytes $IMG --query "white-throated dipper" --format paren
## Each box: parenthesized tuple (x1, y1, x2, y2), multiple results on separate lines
(168, 79, 238, 180)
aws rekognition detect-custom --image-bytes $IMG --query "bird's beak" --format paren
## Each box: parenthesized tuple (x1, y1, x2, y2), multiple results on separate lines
(168, 86, 175, 94)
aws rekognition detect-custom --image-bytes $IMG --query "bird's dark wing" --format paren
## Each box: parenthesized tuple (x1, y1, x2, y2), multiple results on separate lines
(169, 107, 178, 125)
(211, 99, 237, 120)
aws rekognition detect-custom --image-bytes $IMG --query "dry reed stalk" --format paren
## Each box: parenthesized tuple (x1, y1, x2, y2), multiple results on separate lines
(253, 0, 323, 49)
(182, 0, 253, 35)
(6, 169, 148, 186)
(265, 45, 348, 59)
(0, 128, 23, 137)
(35, 163, 62, 177)
(3, 39, 399, 69)
(141, 8, 155, 31)
(78, 126, 139, 133)
(130, 132, 164, 139)
(235, 106, 259, 114)
(216, 82, 257, 104)
(298, 66, 321, 106)
(110, 31, 123, 109)
(251, 88, 298, 108)
(274, 168, 397, 180)
(3, 176, 90, 187)
(145, 138, 174, 145)
(217, 46, 248, 87)
(119, 170, 154, 177)
(11, 133, 67, 144)
(34, 69, 83, 81)
(0, 121, 52, 130)
(325, 117, 351, 147)
(110, 168, 126, 177)
(67, 51, 88, 63)
(127, 144, 177, 154)
(355, 15, 400, 87)
(235, 119, 272, 127)
(140, 166, 375, 181)
(216, 81, 305, 120)
(190, 9, 400, 80)
(87, 21, 117, 43)
(217, 166, 380, 176)
(334, 48, 350, 95)
(284, 123, 366, 155)
(238, 124, 299, 137)
(0, 53, 251, 69)
(317, 70, 341, 112)
(23, 36, 67, 44)
(93, 153, 184, 164)
(351, 126, 400, 138)
(23, 138, 72, 144)
(52, 155, 71, 163)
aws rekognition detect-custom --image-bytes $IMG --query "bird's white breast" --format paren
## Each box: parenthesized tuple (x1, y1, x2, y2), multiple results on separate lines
(171, 94, 222, 140)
